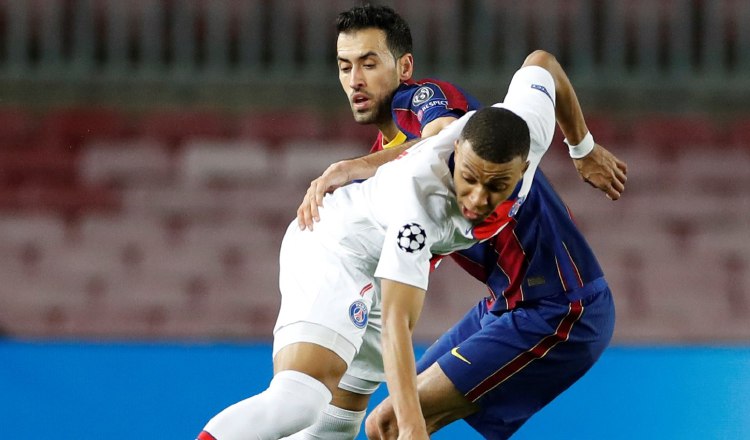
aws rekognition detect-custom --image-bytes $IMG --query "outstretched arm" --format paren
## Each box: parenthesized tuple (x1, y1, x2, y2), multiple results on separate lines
(379, 278, 429, 440)
(522, 50, 628, 200)
(296, 116, 458, 230)
(296, 141, 412, 230)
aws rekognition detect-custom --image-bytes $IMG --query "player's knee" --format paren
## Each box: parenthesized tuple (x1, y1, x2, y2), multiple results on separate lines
(268, 371, 333, 433)
(202, 370, 332, 440)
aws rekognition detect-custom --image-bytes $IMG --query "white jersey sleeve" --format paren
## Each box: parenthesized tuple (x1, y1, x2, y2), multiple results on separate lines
(371, 164, 452, 292)
(493, 65, 557, 199)
(374, 216, 435, 291)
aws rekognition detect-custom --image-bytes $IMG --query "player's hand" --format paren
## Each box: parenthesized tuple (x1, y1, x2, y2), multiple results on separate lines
(296, 160, 352, 230)
(572, 143, 628, 200)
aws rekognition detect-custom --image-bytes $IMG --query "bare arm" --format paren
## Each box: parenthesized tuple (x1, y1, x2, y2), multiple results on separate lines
(380, 278, 429, 440)
(296, 116, 458, 230)
(295, 142, 412, 230)
(522, 50, 628, 200)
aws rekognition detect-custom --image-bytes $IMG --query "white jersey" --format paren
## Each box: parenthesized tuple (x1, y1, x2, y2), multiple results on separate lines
(305, 65, 556, 292)
(273, 66, 556, 381)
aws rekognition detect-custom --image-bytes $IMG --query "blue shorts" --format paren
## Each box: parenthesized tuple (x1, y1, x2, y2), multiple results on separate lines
(416, 283, 615, 439)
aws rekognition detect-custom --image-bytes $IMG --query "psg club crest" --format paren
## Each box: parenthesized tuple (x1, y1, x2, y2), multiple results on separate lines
(509, 196, 526, 217)
(349, 300, 368, 329)
(412, 86, 434, 106)
(397, 223, 427, 253)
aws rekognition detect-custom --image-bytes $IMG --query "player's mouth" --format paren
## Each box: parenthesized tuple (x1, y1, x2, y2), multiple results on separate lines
(461, 204, 484, 222)
(351, 93, 371, 111)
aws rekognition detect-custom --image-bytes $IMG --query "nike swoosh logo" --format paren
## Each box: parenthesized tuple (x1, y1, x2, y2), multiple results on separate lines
(450, 347, 472, 365)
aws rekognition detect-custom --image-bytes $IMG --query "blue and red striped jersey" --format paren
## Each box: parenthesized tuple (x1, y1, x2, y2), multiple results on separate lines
(451, 170, 605, 312)
(370, 78, 481, 153)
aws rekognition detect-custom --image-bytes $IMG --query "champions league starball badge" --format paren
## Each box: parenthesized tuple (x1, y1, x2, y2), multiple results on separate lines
(397, 223, 427, 253)
(412, 86, 434, 106)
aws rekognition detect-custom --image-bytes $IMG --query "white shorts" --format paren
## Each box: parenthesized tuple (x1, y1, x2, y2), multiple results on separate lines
(273, 222, 385, 384)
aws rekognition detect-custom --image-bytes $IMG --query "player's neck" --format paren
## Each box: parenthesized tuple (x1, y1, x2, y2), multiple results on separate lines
(378, 121, 401, 144)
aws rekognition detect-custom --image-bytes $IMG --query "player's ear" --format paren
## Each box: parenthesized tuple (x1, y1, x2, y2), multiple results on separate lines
(397, 53, 414, 81)
(523, 159, 530, 173)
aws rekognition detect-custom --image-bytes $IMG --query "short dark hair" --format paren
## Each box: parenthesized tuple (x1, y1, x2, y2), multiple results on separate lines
(460, 107, 530, 164)
(336, 4, 413, 58)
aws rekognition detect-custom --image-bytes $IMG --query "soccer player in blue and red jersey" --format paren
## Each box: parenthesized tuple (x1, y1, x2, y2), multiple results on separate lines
(363, 49, 621, 436)
(298, 6, 481, 225)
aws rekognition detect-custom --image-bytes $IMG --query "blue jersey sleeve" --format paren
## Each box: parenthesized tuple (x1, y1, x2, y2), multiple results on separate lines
(392, 80, 481, 139)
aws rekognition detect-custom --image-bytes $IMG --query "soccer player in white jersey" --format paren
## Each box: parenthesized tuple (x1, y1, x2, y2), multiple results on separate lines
(196, 62, 556, 440)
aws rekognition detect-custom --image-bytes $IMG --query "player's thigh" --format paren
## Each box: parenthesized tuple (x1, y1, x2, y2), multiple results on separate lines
(343, 292, 385, 385)
(417, 362, 481, 432)
(275, 224, 378, 374)
(334, 293, 384, 411)
(273, 339, 375, 412)
(434, 292, 614, 437)
(273, 341, 350, 394)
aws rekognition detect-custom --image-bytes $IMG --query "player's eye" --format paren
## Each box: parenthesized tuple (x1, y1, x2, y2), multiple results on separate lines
(462, 174, 477, 184)
(339, 64, 352, 73)
(363, 63, 376, 69)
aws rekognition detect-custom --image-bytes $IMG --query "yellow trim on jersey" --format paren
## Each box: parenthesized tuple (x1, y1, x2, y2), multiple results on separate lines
(382, 130, 407, 149)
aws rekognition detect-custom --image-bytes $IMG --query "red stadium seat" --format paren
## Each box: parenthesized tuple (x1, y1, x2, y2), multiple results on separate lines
(0, 215, 69, 262)
(0, 107, 35, 148)
(0, 147, 78, 188)
(727, 118, 750, 150)
(674, 148, 750, 195)
(327, 110, 377, 145)
(585, 114, 626, 147)
(237, 109, 325, 148)
(630, 114, 721, 155)
(180, 139, 273, 188)
(279, 140, 362, 186)
(13, 184, 120, 218)
(121, 186, 237, 224)
(38, 107, 131, 150)
(136, 109, 230, 149)
(80, 140, 174, 188)
(610, 147, 678, 195)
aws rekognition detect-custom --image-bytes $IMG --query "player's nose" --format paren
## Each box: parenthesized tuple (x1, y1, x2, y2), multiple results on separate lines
(349, 66, 365, 89)
(468, 187, 489, 208)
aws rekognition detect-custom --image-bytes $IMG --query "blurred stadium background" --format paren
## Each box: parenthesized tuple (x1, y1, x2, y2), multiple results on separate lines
(0, 0, 748, 438)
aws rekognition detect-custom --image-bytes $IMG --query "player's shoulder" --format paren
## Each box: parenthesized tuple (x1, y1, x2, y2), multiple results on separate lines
(382, 146, 451, 192)
(393, 78, 478, 110)
(503, 66, 556, 107)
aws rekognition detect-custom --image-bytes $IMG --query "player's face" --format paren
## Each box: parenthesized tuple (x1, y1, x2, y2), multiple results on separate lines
(453, 139, 528, 223)
(337, 29, 410, 126)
